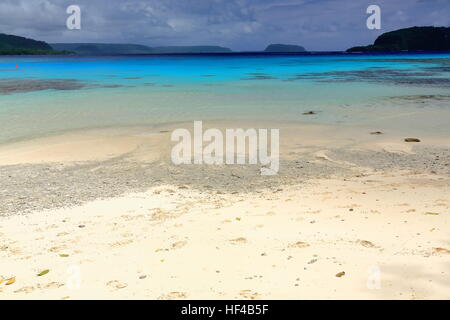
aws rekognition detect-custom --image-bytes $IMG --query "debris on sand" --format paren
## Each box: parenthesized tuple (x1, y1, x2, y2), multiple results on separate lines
(432, 247, 450, 255)
(37, 269, 50, 277)
(424, 211, 440, 216)
(404, 138, 421, 142)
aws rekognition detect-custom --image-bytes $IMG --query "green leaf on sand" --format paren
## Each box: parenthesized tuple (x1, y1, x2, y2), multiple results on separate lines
(37, 269, 50, 277)
(424, 212, 440, 215)
(59, 254, 69, 257)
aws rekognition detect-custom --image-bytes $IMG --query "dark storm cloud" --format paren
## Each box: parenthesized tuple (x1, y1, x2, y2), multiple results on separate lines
(0, 0, 449, 51)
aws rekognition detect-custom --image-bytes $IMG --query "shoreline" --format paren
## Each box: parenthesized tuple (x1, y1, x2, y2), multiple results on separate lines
(0, 120, 449, 217)
(1, 120, 449, 216)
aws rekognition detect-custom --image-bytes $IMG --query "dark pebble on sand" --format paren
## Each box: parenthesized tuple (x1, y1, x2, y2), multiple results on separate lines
(404, 138, 421, 142)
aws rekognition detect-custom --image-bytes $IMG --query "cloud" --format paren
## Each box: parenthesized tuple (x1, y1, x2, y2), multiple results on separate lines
(0, 0, 448, 51)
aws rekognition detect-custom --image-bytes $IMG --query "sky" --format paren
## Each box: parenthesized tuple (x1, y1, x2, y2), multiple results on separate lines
(0, 0, 449, 51)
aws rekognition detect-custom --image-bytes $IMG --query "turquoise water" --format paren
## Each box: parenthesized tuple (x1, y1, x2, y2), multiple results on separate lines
(0, 53, 449, 143)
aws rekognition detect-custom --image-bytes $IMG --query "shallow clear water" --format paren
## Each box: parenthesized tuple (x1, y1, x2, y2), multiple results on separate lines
(0, 53, 449, 143)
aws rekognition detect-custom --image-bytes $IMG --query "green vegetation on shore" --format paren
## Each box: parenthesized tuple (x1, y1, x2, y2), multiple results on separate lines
(0, 33, 68, 55)
(50, 43, 154, 55)
(347, 26, 450, 52)
(0, 48, 70, 55)
(50, 43, 232, 55)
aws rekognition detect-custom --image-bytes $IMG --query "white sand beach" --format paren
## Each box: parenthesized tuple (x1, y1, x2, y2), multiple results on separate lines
(0, 121, 449, 299)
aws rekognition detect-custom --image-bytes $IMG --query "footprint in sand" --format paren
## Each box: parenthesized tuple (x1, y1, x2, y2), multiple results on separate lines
(14, 286, 35, 294)
(150, 208, 181, 221)
(121, 232, 134, 238)
(432, 247, 450, 255)
(49, 245, 68, 253)
(171, 241, 187, 249)
(239, 289, 260, 300)
(56, 232, 69, 237)
(106, 280, 128, 290)
(109, 239, 134, 248)
(39, 282, 64, 289)
(229, 237, 247, 244)
(288, 241, 310, 248)
(158, 291, 187, 300)
(9, 247, 22, 255)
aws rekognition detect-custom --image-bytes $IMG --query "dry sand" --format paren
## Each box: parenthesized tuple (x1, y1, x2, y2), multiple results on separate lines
(0, 121, 449, 299)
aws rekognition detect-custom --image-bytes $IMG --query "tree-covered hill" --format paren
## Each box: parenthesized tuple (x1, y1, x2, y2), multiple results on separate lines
(0, 33, 66, 55)
(347, 27, 450, 52)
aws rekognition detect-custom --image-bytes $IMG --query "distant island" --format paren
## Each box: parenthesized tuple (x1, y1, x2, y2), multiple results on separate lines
(0, 33, 233, 55)
(52, 43, 308, 55)
(3, 27, 450, 55)
(50, 43, 153, 55)
(0, 33, 67, 55)
(50, 43, 232, 55)
(264, 44, 306, 53)
(9, 27, 450, 55)
(347, 26, 450, 52)
(0, 32, 311, 55)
